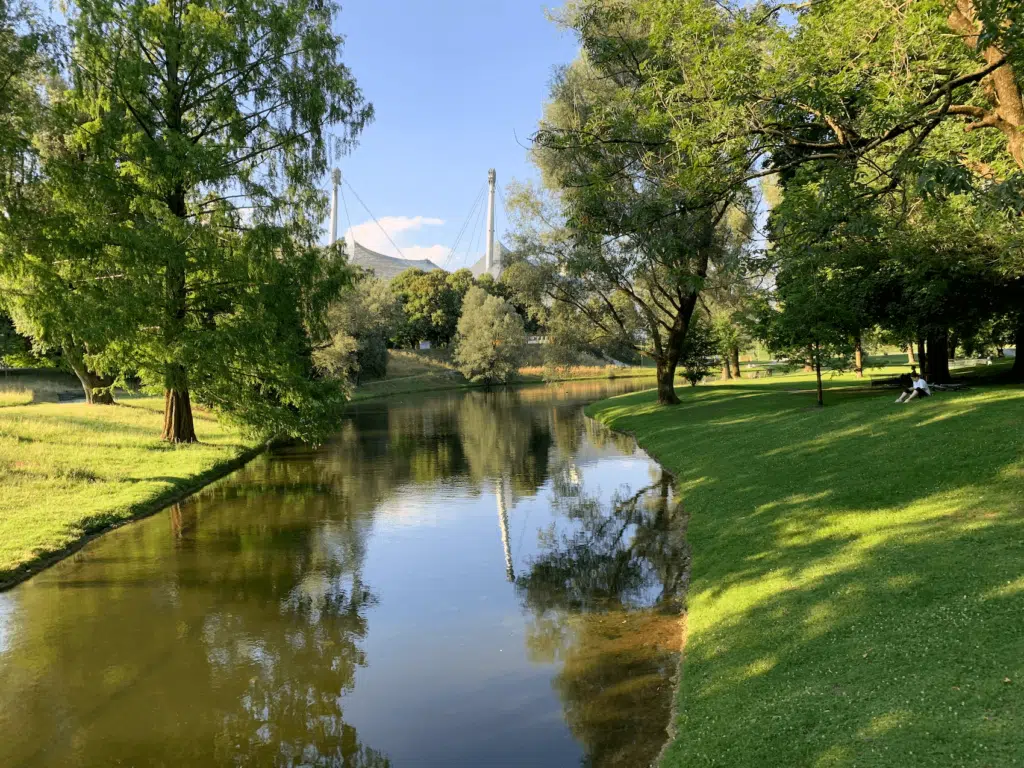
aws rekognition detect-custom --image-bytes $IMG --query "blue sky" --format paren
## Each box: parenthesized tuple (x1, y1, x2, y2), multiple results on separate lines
(328, 0, 578, 269)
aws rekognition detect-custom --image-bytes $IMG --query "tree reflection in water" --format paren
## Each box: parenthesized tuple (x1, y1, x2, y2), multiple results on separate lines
(0, 481, 391, 767)
(516, 474, 690, 768)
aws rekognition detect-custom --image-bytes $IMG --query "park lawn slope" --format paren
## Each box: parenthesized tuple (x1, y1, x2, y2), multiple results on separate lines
(0, 398, 259, 588)
(589, 381, 1024, 767)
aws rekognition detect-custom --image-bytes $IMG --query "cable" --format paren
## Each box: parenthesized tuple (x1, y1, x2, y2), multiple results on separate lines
(464, 193, 485, 269)
(340, 186, 353, 248)
(497, 186, 512, 226)
(473, 207, 488, 268)
(443, 184, 486, 271)
(343, 177, 407, 261)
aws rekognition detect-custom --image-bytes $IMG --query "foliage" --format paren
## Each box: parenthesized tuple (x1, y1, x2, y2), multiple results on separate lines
(318, 273, 400, 386)
(2, 0, 373, 442)
(389, 268, 467, 348)
(679, 314, 717, 386)
(0, 310, 30, 365)
(632, 0, 1024, 381)
(755, 260, 856, 404)
(453, 287, 526, 384)
(0, 0, 55, 198)
(516, 0, 764, 406)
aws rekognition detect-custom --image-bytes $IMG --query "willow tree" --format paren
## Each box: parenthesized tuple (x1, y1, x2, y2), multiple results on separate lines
(48, 0, 372, 441)
(523, 0, 763, 404)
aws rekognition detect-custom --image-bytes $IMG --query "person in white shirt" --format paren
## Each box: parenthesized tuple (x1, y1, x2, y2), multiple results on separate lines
(896, 374, 931, 403)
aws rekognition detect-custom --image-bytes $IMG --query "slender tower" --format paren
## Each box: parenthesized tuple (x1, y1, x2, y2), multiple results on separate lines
(329, 168, 341, 245)
(485, 168, 497, 273)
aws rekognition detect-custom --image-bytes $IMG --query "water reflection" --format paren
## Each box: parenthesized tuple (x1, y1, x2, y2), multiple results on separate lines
(0, 380, 686, 767)
(516, 476, 689, 767)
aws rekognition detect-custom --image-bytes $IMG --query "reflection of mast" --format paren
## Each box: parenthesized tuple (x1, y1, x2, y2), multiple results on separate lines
(497, 475, 514, 582)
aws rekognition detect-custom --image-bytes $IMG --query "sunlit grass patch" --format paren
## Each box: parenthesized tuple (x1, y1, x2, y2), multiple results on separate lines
(0, 388, 32, 407)
(0, 370, 81, 405)
(589, 378, 1024, 767)
(0, 398, 257, 586)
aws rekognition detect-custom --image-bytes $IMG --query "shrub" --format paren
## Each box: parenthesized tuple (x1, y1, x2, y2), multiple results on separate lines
(454, 288, 527, 384)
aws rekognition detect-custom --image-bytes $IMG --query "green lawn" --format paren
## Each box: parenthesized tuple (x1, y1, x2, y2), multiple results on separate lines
(0, 397, 258, 588)
(589, 375, 1024, 767)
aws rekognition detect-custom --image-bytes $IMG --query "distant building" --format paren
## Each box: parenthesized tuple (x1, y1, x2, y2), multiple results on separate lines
(348, 241, 441, 281)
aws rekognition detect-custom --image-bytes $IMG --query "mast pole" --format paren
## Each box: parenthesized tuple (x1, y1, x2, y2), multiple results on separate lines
(330, 168, 341, 245)
(485, 169, 496, 272)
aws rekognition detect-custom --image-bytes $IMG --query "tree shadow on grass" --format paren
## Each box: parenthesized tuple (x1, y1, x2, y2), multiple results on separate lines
(595, 385, 1024, 767)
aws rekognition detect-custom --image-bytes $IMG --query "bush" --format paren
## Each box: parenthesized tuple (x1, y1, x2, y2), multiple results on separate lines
(454, 287, 527, 384)
(681, 315, 718, 386)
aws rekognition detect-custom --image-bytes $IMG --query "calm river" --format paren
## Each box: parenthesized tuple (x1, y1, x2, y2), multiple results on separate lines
(0, 381, 688, 767)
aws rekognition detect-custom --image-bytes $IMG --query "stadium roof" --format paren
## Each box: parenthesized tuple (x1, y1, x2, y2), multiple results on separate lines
(348, 240, 512, 282)
(469, 242, 511, 280)
(348, 242, 440, 281)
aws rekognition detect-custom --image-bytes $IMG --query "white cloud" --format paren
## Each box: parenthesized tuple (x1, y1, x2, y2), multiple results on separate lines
(343, 215, 453, 267)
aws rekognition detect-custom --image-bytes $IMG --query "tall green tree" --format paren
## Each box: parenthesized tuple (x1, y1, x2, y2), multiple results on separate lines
(389, 268, 469, 349)
(453, 286, 526, 385)
(525, 0, 764, 404)
(24, 0, 373, 441)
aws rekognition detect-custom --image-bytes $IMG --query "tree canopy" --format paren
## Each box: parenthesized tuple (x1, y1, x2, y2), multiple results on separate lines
(1, 0, 373, 441)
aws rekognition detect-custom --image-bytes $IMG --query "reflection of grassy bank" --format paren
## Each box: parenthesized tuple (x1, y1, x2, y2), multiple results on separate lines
(0, 397, 259, 588)
(588, 379, 1024, 767)
(352, 349, 657, 402)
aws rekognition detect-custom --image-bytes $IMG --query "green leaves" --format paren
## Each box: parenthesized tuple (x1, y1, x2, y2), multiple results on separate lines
(1, 0, 372, 441)
(453, 287, 527, 385)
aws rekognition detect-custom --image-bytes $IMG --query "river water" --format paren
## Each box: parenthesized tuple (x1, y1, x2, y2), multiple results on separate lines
(0, 381, 688, 767)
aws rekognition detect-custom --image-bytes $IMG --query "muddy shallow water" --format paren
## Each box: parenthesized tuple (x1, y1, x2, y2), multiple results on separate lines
(0, 381, 687, 767)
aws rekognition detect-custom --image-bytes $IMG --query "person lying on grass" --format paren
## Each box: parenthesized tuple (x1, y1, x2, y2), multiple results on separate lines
(896, 373, 931, 403)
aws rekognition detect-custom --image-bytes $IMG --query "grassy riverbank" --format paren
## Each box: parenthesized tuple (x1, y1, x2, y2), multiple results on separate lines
(589, 376, 1024, 767)
(0, 398, 258, 588)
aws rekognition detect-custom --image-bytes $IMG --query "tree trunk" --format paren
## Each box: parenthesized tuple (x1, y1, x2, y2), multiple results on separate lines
(655, 299, 697, 405)
(906, 344, 916, 365)
(1012, 313, 1024, 380)
(927, 331, 952, 384)
(721, 362, 732, 380)
(854, 334, 864, 378)
(730, 345, 741, 378)
(63, 344, 115, 405)
(163, 185, 197, 443)
(656, 358, 681, 405)
(814, 343, 824, 407)
(948, 332, 959, 360)
(162, 383, 197, 443)
(917, 337, 928, 378)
